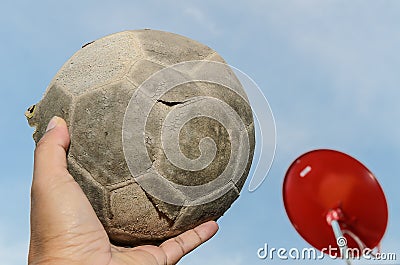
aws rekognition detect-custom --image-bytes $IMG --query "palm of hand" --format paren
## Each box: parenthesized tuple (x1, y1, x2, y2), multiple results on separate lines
(28, 117, 218, 265)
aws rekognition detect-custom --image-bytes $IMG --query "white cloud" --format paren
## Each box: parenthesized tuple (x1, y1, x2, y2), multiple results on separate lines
(183, 6, 219, 35)
(239, 0, 400, 151)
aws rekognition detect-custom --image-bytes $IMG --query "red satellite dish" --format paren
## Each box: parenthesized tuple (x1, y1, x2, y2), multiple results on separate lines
(283, 149, 388, 261)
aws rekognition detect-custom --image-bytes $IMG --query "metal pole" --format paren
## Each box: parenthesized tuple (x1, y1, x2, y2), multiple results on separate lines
(330, 219, 352, 265)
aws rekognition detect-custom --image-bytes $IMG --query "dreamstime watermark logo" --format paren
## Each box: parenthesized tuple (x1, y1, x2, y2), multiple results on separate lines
(257, 240, 397, 261)
(122, 60, 276, 206)
(336, 236, 347, 248)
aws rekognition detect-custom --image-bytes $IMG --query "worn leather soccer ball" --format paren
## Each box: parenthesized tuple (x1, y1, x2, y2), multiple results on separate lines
(26, 29, 255, 246)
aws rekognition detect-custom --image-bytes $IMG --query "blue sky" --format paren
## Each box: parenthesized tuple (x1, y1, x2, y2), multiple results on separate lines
(1, 1, 399, 264)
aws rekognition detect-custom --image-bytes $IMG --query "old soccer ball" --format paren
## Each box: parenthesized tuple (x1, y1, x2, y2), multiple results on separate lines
(26, 29, 255, 246)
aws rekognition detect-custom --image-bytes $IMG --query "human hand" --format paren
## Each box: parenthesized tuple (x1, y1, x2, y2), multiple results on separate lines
(28, 116, 219, 265)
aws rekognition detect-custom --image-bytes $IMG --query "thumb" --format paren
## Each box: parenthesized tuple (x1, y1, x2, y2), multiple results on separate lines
(33, 116, 70, 189)
(31, 115, 93, 220)
(31, 116, 95, 232)
(30, 116, 107, 262)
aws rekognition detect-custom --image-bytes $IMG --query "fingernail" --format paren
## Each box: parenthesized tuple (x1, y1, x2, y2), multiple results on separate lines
(46, 116, 59, 132)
